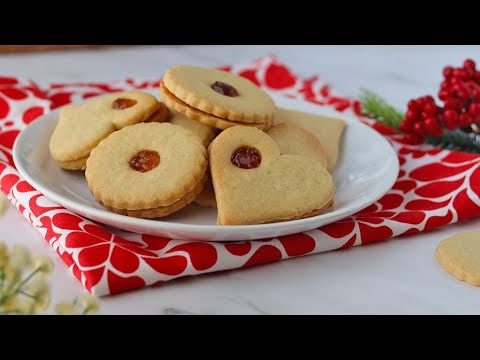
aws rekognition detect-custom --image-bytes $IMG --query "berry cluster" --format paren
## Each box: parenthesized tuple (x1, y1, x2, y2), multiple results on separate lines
(400, 59, 480, 144)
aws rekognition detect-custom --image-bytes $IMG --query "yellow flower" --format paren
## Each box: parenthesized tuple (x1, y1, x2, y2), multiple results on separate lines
(0, 243, 8, 267)
(75, 294, 100, 315)
(3, 295, 35, 315)
(24, 277, 48, 296)
(3, 264, 20, 289)
(0, 192, 7, 216)
(0, 243, 7, 258)
(34, 290, 51, 313)
(32, 256, 53, 275)
(55, 302, 76, 315)
(10, 245, 32, 270)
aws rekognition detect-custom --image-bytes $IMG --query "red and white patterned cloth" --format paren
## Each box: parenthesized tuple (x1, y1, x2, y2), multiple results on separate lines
(1, 55, 480, 296)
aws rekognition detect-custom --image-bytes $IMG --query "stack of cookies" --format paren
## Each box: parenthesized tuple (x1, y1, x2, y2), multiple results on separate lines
(49, 65, 346, 225)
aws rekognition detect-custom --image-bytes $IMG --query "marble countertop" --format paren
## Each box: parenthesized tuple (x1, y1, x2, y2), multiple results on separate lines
(1, 45, 479, 314)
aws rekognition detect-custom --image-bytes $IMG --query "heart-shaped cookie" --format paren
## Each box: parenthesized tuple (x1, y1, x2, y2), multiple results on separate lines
(209, 126, 335, 225)
(49, 91, 167, 170)
(274, 107, 346, 172)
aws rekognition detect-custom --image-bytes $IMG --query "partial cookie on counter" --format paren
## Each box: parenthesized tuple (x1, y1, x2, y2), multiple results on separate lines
(266, 123, 328, 169)
(168, 109, 217, 148)
(160, 65, 275, 131)
(85, 122, 207, 219)
(274, 107, 346, 172)
(50, 91, 166, 171)
(436, 231, 480, 286)
(209, 126, 335, 225)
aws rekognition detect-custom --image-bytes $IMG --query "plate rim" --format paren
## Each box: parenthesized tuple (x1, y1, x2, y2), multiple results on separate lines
(12, 93, 399, 236)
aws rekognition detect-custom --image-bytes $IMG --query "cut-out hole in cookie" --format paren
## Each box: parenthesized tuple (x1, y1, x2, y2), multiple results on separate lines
(211, 81, 239, 97)
(129, 150, 160, 173)
(112, 98, 137, 110)
(231, 146, 261, 169)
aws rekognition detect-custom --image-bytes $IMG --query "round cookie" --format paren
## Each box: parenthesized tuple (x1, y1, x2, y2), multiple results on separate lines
(436, 231, 480, 286)
(266, 123, 328, 169)
(160, 83, 272, 131)
(50, 91, 162, 171)
(85, 122, 207, 218)
(162, 65, 275, 124)
(168, 109, 217, 148)
(144, 102, 170, 123)
(193, 173, 217, 208)
(209, 126, 335, 225)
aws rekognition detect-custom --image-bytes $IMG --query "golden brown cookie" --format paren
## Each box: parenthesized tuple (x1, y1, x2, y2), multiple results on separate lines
(160, 83, 272, 131)
(144, 102, 170, 123)
(50, 91, 161, 171)
(209, 126, 335, 225)
(101, 174, 207, 218)
(266, 123, 328, 169)
(193, 173, 217, 208)
(436, 231, 480, 286)
(85, 122, 207, 218)
(162, 65, 275, 124)
(168, 109, 217, 148)
(274, 107, 346, 172)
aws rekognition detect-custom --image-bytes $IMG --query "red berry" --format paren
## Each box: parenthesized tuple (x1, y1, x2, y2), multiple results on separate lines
(468, 103, 480, 117)
(464, 59, 476, 71)
(438, 89, 452, 100)
(459, 69, 471, 81)
(444, 98, 459, 110)
(459, 113, 472, 127)
(407, 99, 420, 111)
(453, 82, 466, 92)
(404, 133, 425, 145)
(424, 95, 435, 103)
(475, 71, 480, 83)
(413, 121, 425, 135)
(423, 102, 438, 116)
(400, 120, 413, 133)
(453, 68, 463, 78)
(440, 82, 451, 91)
(451, 77, 462, 86)
(443, 110, 458, 130)
(424, 117, 443, 136)
(405, 108, 419, 121)
(456, 89, 471, 101)
(443, 66, 454, 79)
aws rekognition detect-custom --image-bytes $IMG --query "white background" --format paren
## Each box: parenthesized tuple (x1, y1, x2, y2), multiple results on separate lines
(1, 45, 479, 314)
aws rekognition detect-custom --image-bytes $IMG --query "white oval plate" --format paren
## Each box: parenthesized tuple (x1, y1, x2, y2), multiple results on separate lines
(13, 93, 398, 241)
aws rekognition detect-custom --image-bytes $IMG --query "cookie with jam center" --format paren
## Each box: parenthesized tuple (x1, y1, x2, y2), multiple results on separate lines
(85, 122, 207, 218)
(50, 91, 168, 171)
(160, 65, 275, 130)
(209, 126, 335, 225)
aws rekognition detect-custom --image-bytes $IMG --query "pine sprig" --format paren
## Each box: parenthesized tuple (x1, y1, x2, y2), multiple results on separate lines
(426, 130, 480, 154)
(359, 89, 404, 130)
